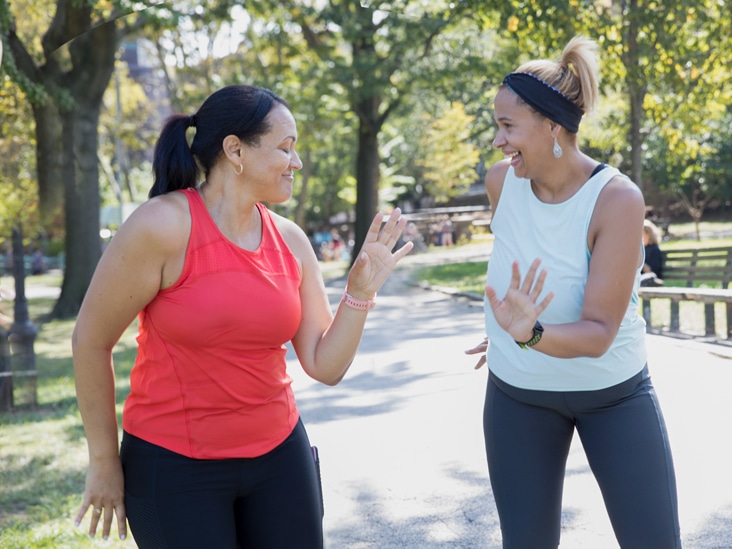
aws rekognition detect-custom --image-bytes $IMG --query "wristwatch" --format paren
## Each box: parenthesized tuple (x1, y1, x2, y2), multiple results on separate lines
(515, 321, 544, 350)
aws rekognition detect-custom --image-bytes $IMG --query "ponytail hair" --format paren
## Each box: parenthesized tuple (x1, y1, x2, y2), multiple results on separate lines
(150, 114, 198, 198)
(150, 85, 290, 198)
(516, 35, 600, 121)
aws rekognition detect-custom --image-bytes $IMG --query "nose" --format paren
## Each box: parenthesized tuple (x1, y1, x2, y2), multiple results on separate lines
(492, 130, 505, 149)
(291, 150, 303, 170)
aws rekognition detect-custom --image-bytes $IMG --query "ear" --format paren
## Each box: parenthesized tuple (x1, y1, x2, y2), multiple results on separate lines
(549, 122, 562, 140)
(222, 135, 242, 165)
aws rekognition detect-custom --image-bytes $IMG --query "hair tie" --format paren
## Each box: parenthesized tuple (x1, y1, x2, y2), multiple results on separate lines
(189, 114, 196, 128)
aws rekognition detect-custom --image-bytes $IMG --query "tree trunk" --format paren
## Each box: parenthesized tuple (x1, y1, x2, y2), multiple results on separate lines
(353, 99, 381, 262)
(623, 0, 647, 191)
(52, 106, 103, 318)
(31, 102, 65, 221)
(51, 15, 118, 318)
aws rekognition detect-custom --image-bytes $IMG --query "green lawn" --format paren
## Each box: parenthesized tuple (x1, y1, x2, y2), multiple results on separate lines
(0, 274, 137, 548)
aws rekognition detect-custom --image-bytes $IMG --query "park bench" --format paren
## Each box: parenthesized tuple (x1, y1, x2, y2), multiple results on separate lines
(638, 246, 732, 339)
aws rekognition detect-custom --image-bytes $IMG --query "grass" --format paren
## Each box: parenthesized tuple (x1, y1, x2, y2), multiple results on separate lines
(411, 261, 487, 294)
(0, 274, 137, 548)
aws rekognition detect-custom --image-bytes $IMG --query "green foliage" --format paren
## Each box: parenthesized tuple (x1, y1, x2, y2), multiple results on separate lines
(98, 58, 158, 206)
(417, 102, 481, 203)
(0, 73, 42, 245)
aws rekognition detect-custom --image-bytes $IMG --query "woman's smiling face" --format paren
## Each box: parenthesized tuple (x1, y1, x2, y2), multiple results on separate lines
(492, 86, 552, 180)
(239, 104, 303, 203)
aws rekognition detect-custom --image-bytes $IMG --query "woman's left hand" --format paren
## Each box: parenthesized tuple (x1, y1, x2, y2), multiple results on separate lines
(465, 337, 489, 369)
(485, 258, 554, 343)
(346, 208, 413, 299)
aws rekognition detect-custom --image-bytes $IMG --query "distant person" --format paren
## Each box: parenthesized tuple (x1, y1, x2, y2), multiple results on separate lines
(641, 219, 664, 286)
(440, 216, 454, 247)
(466, 36, 681, 548)
(30, 249, 46, 275)
(72, 85, 413, 547)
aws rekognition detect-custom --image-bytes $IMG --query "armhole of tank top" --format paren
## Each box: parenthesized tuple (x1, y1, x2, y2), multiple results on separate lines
(584, 168, 622, 257)
(489, 166, 513, 229)
(159, 189, 196, 293)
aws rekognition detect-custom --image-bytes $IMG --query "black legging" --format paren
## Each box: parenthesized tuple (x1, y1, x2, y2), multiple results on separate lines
(120, 419, 323, 549)
(484, 366, 681, 549)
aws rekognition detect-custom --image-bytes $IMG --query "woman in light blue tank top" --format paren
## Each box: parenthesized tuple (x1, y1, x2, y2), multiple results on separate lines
(467, 36, 681, 548)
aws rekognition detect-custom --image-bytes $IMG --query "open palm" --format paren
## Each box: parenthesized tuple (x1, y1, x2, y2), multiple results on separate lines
(485, 259, 554, 343)
(346, 209, 413, 298)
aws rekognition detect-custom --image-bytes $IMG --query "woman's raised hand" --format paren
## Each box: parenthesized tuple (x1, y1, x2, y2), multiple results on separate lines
(485, 258, 554, 343)
(346, 208, 413, 299)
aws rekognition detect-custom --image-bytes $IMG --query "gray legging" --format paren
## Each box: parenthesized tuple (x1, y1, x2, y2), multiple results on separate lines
(484, 366, 681, 549)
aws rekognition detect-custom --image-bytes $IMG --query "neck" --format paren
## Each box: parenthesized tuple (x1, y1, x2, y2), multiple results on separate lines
(198, 178, 262, 250)
(530, 151, 598, 204)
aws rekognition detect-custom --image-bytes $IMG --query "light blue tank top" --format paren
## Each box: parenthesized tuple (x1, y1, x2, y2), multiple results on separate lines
(484, 165, 647, 391)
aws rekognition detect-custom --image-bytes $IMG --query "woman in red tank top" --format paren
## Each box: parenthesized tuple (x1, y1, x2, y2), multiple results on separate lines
(72, 85, 413, 548)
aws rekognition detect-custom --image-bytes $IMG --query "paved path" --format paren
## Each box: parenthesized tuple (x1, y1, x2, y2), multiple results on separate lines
(286, 250, 732, 548)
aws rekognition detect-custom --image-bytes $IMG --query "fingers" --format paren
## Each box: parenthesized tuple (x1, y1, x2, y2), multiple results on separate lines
(484, 285, 502, 312)
(465, 337, 489, 370)
(392, 240, 414, 262)
(84, 503, 103, 538)
(378, 208, 407, 250)
(509, 259, 549, 304)
(536, 290, 555, 314)
(75, 503, 126, 540)
(116, 503, 128, 540)
(464, 337, 489, 355)
(519, 258, 542, 295)
(362, 211, 386, 248)
(365, 208, 407, 248)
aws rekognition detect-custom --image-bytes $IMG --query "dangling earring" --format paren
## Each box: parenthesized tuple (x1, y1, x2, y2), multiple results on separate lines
(553, 137, 563, 159)
(234, 163, 243, 175)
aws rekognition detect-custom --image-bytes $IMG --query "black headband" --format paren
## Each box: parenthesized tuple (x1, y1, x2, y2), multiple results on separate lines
(502, 72, 584, 133)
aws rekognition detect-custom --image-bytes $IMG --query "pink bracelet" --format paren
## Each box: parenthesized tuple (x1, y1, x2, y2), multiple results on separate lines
(342, 290, 376, 311)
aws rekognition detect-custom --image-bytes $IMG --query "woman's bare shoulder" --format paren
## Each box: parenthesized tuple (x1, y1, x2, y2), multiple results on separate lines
(116, 191, 191, 253)
(484, 159, 511, 209)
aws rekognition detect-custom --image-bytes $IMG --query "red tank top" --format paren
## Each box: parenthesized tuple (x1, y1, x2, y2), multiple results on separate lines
(122, 189, 302, 459)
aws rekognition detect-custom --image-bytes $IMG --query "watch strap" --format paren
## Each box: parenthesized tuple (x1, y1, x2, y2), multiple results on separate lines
(516, 321, 544, 349)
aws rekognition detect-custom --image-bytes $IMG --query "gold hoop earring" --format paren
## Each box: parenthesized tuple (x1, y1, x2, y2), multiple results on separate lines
(234, 163, 243, 175)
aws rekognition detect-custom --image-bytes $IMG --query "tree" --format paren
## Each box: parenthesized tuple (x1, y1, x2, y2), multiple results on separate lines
(1, 0, 165, 318)
(247, 1, 477, 258)
(417, 102, 481, 203)
(0, 71, 43, 248)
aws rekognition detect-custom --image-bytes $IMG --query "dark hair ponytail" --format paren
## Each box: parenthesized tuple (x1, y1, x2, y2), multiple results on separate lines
(150, 114, 199, 198)
(149, 85, 289, 198)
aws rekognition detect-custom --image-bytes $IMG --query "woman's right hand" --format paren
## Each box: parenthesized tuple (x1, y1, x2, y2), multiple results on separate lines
(75, 456, 127, 540)
(485, 258, 554, 343)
